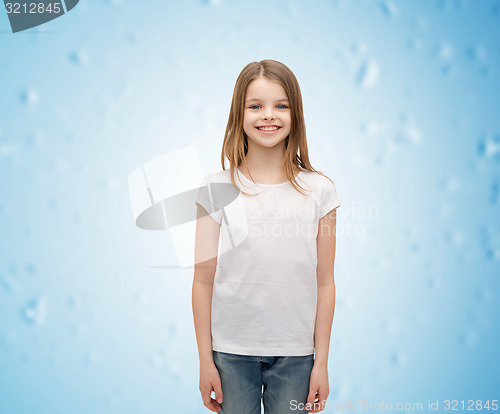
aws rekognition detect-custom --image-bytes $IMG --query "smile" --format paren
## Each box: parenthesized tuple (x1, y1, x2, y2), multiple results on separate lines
(256, 126, 281, 134)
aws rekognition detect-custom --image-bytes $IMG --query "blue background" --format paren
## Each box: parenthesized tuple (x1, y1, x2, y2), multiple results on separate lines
(0, 0, 499, 413)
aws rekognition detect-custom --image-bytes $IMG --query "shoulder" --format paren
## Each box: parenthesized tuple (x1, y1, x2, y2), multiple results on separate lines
(299, 170, 335, 190)
(203, 169, 232, 183)
(200, 170, 240, 201)
(206, 170, 231, 182)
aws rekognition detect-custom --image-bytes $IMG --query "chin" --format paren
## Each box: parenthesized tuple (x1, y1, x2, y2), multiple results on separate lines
(247, 133, 287, 148)
(258, 139, 285, 148)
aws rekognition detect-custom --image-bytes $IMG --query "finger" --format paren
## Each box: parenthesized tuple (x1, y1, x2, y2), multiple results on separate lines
(306, 391, 317, 413)
(313, 390, 326, 412)
(213, 382, 223, 404)
(201, 389, 211, 406)
(312, 395, 324, 413)
(314, 399, 325, 412)
(207, 397, 222, 413)
(201, 389, 219, 412)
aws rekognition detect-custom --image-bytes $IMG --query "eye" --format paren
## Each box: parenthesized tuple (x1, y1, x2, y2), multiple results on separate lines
(249, 105, 260, 109)
(277, 104, 288, 109)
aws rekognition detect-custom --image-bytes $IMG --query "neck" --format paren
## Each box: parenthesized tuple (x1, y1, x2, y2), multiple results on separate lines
(243, 142, 285, 175)
(239, 140, 298, 183)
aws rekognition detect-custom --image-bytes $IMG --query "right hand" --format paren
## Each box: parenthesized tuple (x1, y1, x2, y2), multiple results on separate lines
(199, 361, 223, 412)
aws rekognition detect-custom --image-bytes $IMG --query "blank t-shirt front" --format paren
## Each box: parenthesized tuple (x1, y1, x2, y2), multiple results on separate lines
(196, 166, 340, 356)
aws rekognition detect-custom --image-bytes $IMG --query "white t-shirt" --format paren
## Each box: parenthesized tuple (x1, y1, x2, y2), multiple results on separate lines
(196, 166, 340, 356)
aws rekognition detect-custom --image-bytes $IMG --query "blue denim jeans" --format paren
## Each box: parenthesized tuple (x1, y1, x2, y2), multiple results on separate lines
(213, 350, 315, 414)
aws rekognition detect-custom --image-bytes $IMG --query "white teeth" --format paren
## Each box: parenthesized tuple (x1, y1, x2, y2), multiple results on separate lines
(258, 126, 279, 131)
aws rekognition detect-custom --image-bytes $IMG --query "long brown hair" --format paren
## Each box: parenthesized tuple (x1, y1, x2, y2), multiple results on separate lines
(220, 59, 333, 196)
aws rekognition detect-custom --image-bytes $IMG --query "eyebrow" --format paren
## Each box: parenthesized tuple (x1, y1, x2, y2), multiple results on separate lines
(245, 98, 289, 103)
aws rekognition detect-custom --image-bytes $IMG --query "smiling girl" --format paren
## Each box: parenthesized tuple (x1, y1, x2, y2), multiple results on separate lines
(193, 59, 341, 414)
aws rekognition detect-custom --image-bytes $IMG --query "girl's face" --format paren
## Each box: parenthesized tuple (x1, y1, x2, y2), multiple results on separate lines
(242, 76, 291, 150)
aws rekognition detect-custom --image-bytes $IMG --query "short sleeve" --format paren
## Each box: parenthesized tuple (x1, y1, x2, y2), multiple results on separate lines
(196, 174, 223, 225)
(319, 176, 341, 219)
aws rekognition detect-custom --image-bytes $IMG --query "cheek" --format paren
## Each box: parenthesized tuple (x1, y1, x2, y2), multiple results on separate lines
(243, 113, 257, 128)
(242, 118, 254, 135)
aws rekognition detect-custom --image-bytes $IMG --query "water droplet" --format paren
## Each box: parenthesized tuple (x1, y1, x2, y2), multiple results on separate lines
(407, 38, 424, 51)
(0, 144, 14, 158)
(67, 294, 81, 310)
(25, 263, 36, 274)
(68, 50, 89, 65)
(82, 351, 100, 367)
(466, 45, 486, 61)
(480, 227, 500, 260)
(19, 89, 39, 105)
(48, 197, 57, 209)
(416, 17, 430, 31)
(360, 120, 380, 135)
(437, 0, 465, 11)
(390, 350, 407, 365)
(489, 179, 499, 204)
(382, 316, 400, 333)
(356, 60, 379, 89)
(437, 42, 454, 60)
(380, 0, 397, 17)
(0, 274, 17, 292)
(441, 63, 456, 77)
(457, 330, 477, 349)
(201, 0, 222, 6)
(492, 2, 500, 15)
(395, 125, 421, 145)
(351, 42, 368, 54)
(425, 275, 441, 289)
(410, 312, 427, 324)
(20, 296, 48, 326)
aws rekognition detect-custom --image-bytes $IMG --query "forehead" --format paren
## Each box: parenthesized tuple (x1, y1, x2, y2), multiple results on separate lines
(245, 77, 288, 101)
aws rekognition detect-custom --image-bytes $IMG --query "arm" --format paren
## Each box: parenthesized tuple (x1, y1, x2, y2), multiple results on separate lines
(314, 207, 338, 366)
(192, 205, 223, 412)
(306, 207, 338, 413)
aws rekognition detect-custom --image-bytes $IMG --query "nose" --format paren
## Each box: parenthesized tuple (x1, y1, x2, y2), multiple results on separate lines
(262, 107, 276, 120)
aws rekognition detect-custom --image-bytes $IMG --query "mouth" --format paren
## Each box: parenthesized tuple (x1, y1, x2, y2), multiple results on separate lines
(256, 126, 282, 134)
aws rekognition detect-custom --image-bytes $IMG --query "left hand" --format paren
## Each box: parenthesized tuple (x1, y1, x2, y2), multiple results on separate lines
(305, 364, 329, 413)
